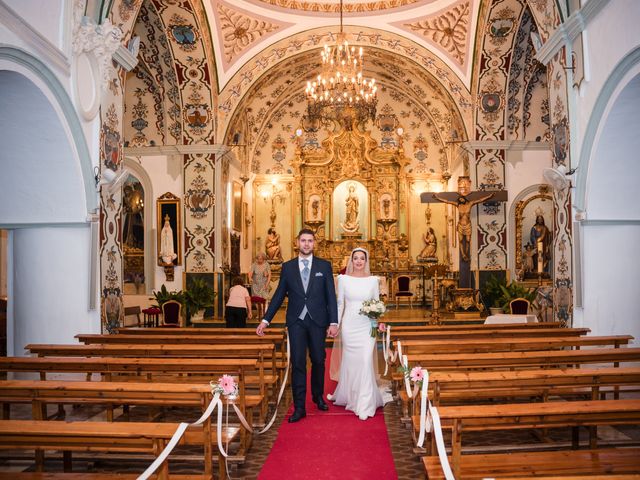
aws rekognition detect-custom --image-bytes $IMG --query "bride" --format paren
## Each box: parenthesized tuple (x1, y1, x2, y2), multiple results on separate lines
(328, 247, 384, 420)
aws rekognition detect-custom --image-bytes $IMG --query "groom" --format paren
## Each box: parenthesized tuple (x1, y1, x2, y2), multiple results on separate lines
(256, 228, 339, 422)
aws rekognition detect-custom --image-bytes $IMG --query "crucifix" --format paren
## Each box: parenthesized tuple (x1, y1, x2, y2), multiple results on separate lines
(420, 176, 508, 288)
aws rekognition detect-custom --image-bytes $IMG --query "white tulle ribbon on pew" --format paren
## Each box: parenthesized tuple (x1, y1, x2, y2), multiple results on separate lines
(137, 332, 291, 480)
(230, 330, 291, 434)
(410, 367, 454, 480)
(137, 388, 226, 480)
(382, 325, 398, 376)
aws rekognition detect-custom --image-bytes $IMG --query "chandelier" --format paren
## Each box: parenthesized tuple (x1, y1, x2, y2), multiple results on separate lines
(305, 0, 378, 124)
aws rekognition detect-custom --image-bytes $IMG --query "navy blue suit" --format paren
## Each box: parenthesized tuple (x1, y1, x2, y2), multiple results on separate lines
(263, 256, 338, 409)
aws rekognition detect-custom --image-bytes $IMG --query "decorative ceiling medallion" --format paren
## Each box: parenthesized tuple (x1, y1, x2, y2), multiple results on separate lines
(247, 0, 427, 13)
(401, 0, 470, 66)
(168, 14, 199, 52)
(486, 7, 516, 45)
(218, 3, 280, 63)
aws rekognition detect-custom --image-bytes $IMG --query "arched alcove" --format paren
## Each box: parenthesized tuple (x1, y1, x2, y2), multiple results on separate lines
(0, 70, 88, 224)
(577, 55, 640, 344)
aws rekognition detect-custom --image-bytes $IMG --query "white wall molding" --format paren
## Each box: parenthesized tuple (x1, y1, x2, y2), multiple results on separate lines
(0, 0, 70, 75)
(124, 144, 229, 156)
(536, 0, 610, 66)
(464, 140, 550, 151)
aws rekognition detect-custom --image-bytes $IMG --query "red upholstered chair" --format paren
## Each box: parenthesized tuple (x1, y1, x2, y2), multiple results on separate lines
(141, 306, 161, 327)
(509, 298, 530, 315)
(394, 275, 414, 309)
(161, 300, 182, 327)
(251, 295, 266, 319)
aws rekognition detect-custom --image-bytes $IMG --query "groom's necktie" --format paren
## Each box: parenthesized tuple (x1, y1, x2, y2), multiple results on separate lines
(301, 259, 310, 290)
(299, 259, 310, 320)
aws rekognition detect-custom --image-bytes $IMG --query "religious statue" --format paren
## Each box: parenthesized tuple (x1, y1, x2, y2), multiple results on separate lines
(432, 177, 494, 262)
(421, 176, 507, 288)
(418, 227, 438, 262)
(311, 199, 320, 219)
(265, 227, 283, 263)
(341, 183, 360, 233)
(530, 212, 552, 275)
(522, 243, 536, 273)
(159, 214, 177, 265)
(382, 197, 391, 218)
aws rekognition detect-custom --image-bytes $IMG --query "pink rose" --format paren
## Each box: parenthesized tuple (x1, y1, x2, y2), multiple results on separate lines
(378, 323, 386, 332)
(218, 374, 237, 395)
(410, 366, 424, 383)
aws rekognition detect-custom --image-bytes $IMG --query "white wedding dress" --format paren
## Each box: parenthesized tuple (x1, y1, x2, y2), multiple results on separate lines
(329, 275, 384, 420)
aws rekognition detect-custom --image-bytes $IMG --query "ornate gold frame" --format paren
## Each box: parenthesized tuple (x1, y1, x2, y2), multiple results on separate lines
(156, 192, 182, 266)
(514, 189, 552, 273)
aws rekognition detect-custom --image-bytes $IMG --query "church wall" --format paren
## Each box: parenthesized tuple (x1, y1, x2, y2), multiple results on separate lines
(2, 0, 67, 52)
(12, 226, 99, 354)
(138, 154, 184, 291)
(573, 0, 640, 163)
(578, 223, 640, 347)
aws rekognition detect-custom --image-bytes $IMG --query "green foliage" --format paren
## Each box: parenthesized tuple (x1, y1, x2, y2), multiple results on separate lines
(183, 278, 216, 317)
(497, 281, 537, 313)
(481, 275, 507, 308)
(152, 284, 184, 308)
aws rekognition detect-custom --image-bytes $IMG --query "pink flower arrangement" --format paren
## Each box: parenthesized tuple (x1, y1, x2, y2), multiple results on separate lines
(378, 323, 387, 333)
(217, 375, 238, 396)
(410, 366, 424, 383)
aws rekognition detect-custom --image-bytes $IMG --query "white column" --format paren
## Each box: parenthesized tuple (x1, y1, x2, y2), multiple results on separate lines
(11, 226, 100, 355)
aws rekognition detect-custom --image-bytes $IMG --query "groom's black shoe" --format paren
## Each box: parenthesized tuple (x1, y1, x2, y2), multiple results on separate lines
(314, 397, 329, 411)
(288, 409, 306, 423)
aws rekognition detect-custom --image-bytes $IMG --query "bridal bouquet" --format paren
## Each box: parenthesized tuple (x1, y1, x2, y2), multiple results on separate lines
(359, 298, 387, 337)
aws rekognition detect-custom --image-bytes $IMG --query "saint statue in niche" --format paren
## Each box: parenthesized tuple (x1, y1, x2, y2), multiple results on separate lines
(530, 210, 552, 275)
(265, 227, 283, 263)
(159, 214, 177, 265)
(341, 183, 360, 234)
(417, 227, 438, 262)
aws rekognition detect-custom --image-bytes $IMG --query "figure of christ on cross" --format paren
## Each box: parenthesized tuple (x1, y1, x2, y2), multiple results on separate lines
(421, 176, 507, 288)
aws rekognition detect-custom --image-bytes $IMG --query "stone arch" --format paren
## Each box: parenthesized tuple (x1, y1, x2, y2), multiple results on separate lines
(575, 45, 640, 215)
(122, 157, 156, 295)
(0, 46, 96, 219)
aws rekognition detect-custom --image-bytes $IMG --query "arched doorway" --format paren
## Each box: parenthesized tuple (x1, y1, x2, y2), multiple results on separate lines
(0, 66, 98, 353)
(577, 57, 640, 344)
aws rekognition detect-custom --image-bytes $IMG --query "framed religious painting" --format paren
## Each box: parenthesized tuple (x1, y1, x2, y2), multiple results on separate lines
(232, 181, 243, 232)
(157, 192, 182, 266)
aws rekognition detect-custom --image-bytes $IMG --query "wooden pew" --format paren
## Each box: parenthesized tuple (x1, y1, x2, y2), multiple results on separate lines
(387, 322, 563, 331)
(398, 335, 633, 354)
(424, 448, 640, 479)
(0, 475, 207, 480)
(0, 378, 256, 461)
(0, 419, 239, 479)
(417, 399, 640, 478)
(405, 347, 640, 371)
(428, 367, 640, 405)
(115, 327, 286, 336)
(26, 343, 277, 407)
(391, 327, 590, 341)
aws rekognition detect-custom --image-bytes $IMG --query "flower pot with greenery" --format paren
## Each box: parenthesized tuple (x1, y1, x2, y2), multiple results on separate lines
(481, 275, 507, 315)
(152, 284, 184, 308)
(497, 281, 537, 314)
(184, 278, 216, 323)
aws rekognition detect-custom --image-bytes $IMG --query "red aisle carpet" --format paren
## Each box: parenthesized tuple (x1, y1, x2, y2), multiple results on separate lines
(258, 349, 398, 479)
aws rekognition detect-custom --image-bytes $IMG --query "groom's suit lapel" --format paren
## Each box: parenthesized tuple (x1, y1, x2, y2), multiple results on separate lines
(306, 258, 320, 293)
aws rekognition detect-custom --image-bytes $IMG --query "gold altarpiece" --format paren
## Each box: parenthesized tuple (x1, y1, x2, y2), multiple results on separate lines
(251, 121, 452, 306)
(291, 123, 411, 272)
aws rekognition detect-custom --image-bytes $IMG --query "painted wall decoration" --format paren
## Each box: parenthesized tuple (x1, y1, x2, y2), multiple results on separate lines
(184, 154, 216, 273)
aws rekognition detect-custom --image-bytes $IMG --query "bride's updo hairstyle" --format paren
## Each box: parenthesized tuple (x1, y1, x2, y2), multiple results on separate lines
(346, 247, 371, 275)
